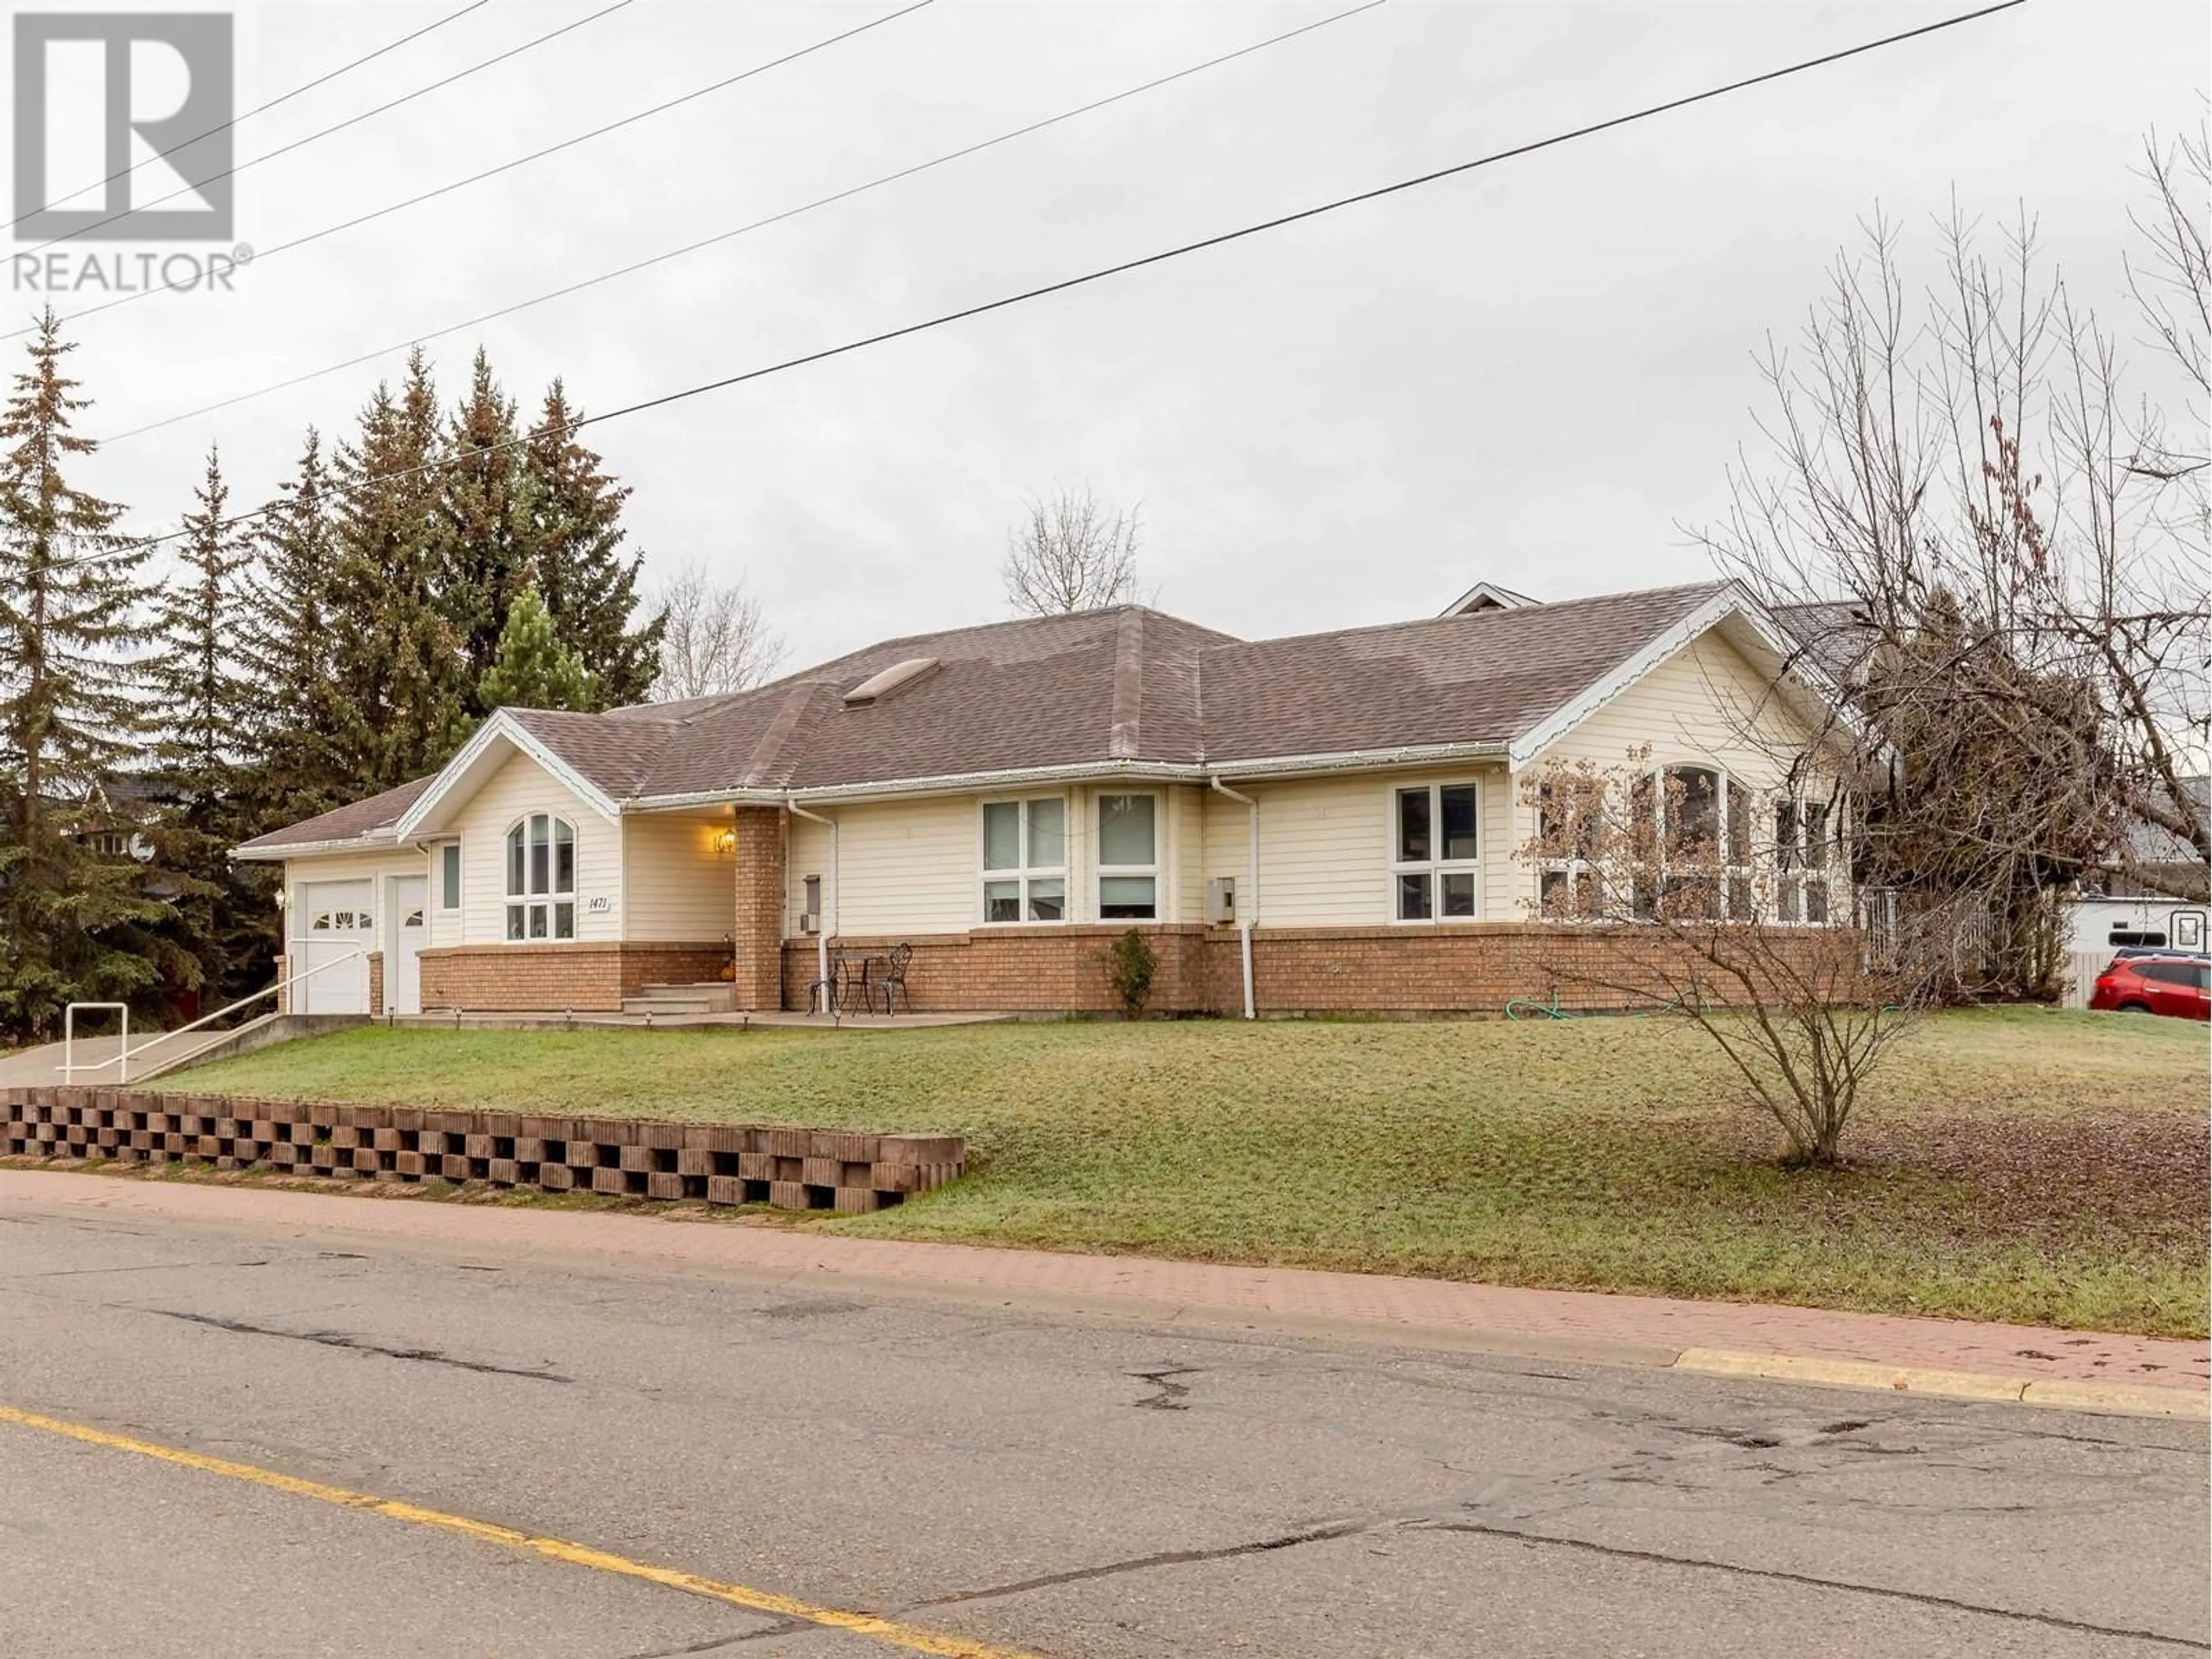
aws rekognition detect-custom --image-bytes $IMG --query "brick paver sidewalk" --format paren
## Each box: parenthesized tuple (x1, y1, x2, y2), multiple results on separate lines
(3, 1169, 2203, 1399)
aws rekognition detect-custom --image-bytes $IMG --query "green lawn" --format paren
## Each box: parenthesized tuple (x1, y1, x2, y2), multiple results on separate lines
(172, 1009, 2209, 1337)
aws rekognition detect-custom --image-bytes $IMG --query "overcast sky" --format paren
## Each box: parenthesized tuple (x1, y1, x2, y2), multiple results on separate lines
(24, 0, 2209, 674)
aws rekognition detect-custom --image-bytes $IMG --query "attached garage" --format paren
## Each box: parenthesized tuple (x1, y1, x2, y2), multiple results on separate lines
(293, 879, 374, 1013)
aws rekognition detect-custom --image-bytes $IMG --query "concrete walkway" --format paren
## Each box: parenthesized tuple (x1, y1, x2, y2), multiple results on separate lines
(0, 1029, 240, 1088)
(3, 1168, 2201, 1415)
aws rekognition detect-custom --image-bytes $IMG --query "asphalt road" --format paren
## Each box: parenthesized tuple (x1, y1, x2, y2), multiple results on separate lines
(0, 1194, 2203, 1658)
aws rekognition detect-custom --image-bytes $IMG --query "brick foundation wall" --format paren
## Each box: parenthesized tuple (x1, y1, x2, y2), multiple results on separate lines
(782, 926, 1217, 1014)
(783, 924, 1863, 1017)
(1, 1086, 962, 1215)
(418, 942, 733, 1013)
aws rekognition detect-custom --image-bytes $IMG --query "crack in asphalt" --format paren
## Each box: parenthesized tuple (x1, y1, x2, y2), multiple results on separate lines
(0, 1258, 270, 1280)
(1412, 1518, 2211, 1650)
(913, 1515, 1380, 1607)
(897, 1487, 2207, 1652)
(144, 1308, 574, 1383)
(612, 1622, 810, 1658)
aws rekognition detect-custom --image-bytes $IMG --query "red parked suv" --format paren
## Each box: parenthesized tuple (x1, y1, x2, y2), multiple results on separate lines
(2089, 954, 2211, 1021)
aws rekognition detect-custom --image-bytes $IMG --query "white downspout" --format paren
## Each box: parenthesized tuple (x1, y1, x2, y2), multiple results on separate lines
(1209, 777, 1258, 1020)
(786, 800, 838, 1012)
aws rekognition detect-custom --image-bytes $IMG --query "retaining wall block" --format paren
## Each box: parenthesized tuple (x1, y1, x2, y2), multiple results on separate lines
(1, 1089, 963, 1214)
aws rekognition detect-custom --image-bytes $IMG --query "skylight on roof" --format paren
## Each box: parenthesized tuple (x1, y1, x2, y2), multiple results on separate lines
(842, 656, 939, 705)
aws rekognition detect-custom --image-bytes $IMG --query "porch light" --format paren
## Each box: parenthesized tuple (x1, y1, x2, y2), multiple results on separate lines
(714, 830, 737, 857)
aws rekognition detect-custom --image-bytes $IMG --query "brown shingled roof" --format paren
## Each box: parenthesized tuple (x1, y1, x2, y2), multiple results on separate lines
(234, 775, 434, 854)
(239, 582, 1758, 851)
(1197, 582, 1724, 761)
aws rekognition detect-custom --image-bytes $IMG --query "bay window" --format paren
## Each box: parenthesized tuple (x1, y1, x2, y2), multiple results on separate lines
(1096, 792, 1158, 920)
(1392, 782, 1480, 920)
(505, 813, 575, 941)
(980, 796, 1067, 923)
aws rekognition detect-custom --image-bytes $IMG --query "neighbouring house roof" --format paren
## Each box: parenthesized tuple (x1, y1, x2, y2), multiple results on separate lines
(2100, 776, 2211, 898)
(236, 578, 1817, 857)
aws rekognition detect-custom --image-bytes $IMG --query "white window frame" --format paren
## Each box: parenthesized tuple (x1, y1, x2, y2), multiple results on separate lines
(1633, 763, 1756, 923)
(1535, 776, 1603, 921)
(504, 812, 577, 942)
(1389, 780, 1483, 923)
(978, 794, 1069, 925)
(1773, 795, 1837, 926)
(1094, 790, 1162, 923)
(438, 842, 461, 914)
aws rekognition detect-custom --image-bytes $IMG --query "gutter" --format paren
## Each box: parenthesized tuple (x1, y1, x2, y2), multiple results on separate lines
(1209, 777, 1258, 1020)
(1207, 741, 1510, 782)
(785, 800, 837, 1012)
(627, 746, 1514, 816)
(627, 758, 1207, 815)
(230, 833, 402, 862)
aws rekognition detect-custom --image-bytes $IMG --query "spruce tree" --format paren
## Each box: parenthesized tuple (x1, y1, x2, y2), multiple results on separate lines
(241, 428, 361, 828)
(145, 447, 268, 1006)
(0, 310, 171, 1039)
(327, 350, 470, 791)
(478, 584, 596, 713)
(440, 347, 532, 713)
(522, 380, 661, 708)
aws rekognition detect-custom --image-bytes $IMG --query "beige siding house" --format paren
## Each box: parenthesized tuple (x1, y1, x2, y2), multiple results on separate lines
(235, 579, 1850, 1017)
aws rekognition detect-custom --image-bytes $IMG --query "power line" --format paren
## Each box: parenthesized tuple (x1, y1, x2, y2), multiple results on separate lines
(25, 1, 934, 342)
(104, 0, 1385, 442)
(117, 0, 2024, 555)
(20, 0, 637, 257)
(12, 0, 497, 230)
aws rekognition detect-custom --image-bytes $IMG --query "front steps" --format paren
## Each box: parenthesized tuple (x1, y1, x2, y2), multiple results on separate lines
(620, 982, 737, 1017)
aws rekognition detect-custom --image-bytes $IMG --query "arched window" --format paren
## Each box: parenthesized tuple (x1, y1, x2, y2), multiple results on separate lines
(505, 813, 576, 940)
(1631, 764, 1753, 922)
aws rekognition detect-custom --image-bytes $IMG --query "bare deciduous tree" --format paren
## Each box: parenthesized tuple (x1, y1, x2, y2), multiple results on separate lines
(1518, 754, 1923, 1168)
(648, 561, 785, 702)
(1695, 139, 2211, 997)
(1002, 486, 1142, 616)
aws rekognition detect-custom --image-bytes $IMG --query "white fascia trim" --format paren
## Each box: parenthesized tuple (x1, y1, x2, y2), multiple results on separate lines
(1207, 741, 1509, 782)
(1509, 592, 1737, 768)
(625, 759, 1209, 813)
(230, 833, 402, 862)
(394, 712, 620, 839)
(1506, 586, 1857, 768)
(629, 748, 1526, 810)
(1438, 580, 1538, 617)
(1714, 594, 1868, 743)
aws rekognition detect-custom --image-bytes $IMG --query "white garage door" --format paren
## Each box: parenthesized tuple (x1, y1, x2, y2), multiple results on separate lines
(295, 880, 373, 1013)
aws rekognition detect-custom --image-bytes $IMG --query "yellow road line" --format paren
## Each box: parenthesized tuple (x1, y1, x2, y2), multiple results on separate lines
(0, 1402, 1037, 1659)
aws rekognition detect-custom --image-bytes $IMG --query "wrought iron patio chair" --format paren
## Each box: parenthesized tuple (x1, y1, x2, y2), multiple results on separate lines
(872, 942, 914, 1016)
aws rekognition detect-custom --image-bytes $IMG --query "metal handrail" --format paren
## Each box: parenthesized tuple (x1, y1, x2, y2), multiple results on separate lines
(62, 1003, 128, 1085)
(60, 949, 369, 1083)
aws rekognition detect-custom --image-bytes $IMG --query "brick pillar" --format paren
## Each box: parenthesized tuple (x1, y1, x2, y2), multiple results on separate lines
(367, 952, 385, 1018)
(730, 805, 785, 1013)
(274, 956, 289, 1015)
